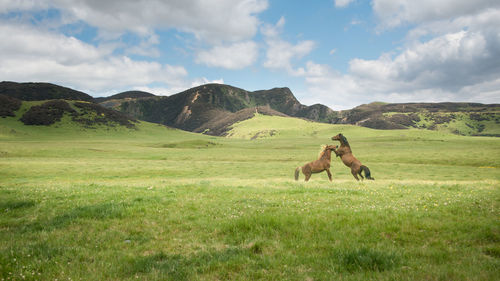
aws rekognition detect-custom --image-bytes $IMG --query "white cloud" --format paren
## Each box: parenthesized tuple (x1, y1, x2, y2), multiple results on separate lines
(1, 0, 270, 80)
(299, 24, 500, 109)
(195, 41, 258, 69)
(334, 0, 355, 8)
(263, 39, 315, 74)
(0, 0, 48, 13)
(3, 0, 269, 43)
(350, 19, 362, 25)
(295, 2, 500, 109)
(352, 6, 500, 94)
(190, 77, 225, 88)
(0, 1, 268, 96)
(262, 17, 315, 75)
(125, 34, 161, 58)
(261, 16, 286, 38)
(373, 0, 500, 29)
(299, 62, 367, 110)
(128, 86, 176, 97)
(0, 22, 203, 96)
(0, 23, 105, 64)
(404, 8, 500, 43)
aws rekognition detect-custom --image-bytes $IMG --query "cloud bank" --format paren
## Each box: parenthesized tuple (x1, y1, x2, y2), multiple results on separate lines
(0, 0, 264, 95)
(303, 0, 500, 109)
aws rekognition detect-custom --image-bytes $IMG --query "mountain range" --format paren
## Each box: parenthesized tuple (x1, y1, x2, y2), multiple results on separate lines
(1, 81, 499, 136)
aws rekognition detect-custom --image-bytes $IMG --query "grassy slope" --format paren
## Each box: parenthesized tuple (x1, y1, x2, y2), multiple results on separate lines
(1, 111, 499, 280)
(0, 100, 202, 141)
(382, 110, 500, 136)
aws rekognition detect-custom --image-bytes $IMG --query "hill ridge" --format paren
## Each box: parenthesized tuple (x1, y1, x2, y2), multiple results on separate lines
(0, 81, 94, 102)
(1, 81, 499, 136)
(110, 83, 336, 134)
(106, 83, 499, 136)
(94, 90, 155, 103)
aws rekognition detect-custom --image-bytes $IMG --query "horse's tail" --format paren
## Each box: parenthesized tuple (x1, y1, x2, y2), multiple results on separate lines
(294, 167, 301, 181)
(361, 165, 374, 180)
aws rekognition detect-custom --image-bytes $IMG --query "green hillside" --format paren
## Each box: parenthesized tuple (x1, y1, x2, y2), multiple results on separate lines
(340, 102, 500, 136)
(4, 82, 498, 136)
(98, 82, 500, 137)
(1, 107, 499, 280)
(0, 100, 200, 141)
(227, 112, 469, 142)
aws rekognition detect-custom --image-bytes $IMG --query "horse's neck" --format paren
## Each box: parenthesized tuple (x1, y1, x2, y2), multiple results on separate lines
(320, 149, 332, 161)
(340, 144, 352, 154)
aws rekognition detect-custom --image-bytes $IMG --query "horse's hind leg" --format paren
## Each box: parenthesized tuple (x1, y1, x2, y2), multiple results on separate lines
(303, 165, 312, 182)
(305, 172, 311, 182)
(358, 170, 364, 181)
(351, 169, 360, 181)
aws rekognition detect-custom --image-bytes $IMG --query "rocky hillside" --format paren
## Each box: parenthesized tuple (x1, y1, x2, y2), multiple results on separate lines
(106, 84, 336, 135)
(101, 83, 499, 136)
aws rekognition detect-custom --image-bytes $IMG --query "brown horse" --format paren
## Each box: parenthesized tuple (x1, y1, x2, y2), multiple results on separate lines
(331, 133, 374, 181)
(295, 145, 337, 181)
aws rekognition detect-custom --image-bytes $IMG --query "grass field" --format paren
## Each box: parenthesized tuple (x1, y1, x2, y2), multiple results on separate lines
(1, 112, 499, 280)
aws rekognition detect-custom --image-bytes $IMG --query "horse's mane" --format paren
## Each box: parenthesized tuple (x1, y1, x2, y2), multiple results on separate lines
(341, 135, 350, 146)
(318, 145, 328, 159)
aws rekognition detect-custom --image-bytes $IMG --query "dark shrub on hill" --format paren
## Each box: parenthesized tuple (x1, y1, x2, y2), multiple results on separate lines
(95, 90, 156, 102)
(73, 102, 137, 128)
(20, 100, 76, 125)
(0, 81, 94, 101)
(387, 113, 420, 127)
(428, 114, 454, 124)
(361, 118, 407, 130)
(382, 103, 420, 113)
(0, 94, 22, 117)
(470, 113, 492, 122)
(338, 110, 377, 124)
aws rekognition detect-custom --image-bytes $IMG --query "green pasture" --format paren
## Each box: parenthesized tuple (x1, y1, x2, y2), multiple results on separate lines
(0, 113, 499, 280)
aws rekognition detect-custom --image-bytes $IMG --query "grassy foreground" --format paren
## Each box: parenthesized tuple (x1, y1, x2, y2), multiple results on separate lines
(1, 113, 499, 280)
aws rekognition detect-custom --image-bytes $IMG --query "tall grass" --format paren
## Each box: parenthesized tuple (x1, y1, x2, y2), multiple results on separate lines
(0, 113, 499, 280)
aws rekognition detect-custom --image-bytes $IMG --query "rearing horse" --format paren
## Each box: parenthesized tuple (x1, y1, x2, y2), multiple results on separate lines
(295, 145, 337, 181)
(331, 133, 374, 181)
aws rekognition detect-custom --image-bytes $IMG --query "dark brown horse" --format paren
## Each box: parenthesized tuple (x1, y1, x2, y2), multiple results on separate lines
(331, 133, 374, 181)
(295, 145, 337, 181)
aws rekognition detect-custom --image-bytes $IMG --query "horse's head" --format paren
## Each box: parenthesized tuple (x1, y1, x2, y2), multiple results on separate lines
(318, 145, 338, 158)
(331, 133, 349, 146)
(331, 133, 342, 141)
(326, 144, 338, 150)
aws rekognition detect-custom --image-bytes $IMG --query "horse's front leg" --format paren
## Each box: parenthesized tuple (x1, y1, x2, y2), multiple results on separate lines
(326, 169, 333, 182)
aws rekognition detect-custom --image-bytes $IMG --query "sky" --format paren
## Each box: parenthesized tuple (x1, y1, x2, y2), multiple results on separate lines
(1, 0, 500, 110)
